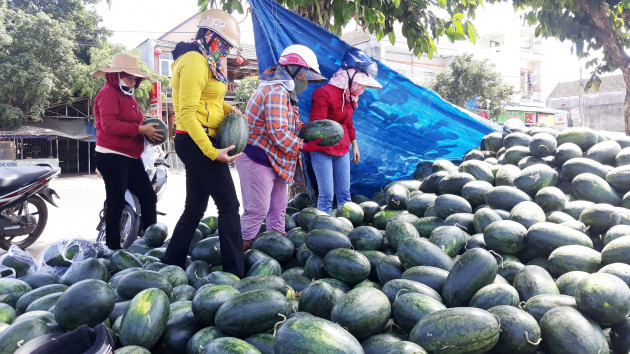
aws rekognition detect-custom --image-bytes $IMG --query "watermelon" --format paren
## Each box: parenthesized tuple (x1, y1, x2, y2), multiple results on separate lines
(21, 272, 62, 289)
(142, 118, 169, 145)
(308, 215, 353, 234)
(504, 146, 531, 165)
(385, 220, 419, 250)
(191, 284, 240, 325)
(442, 248, 498, 307)
(359, 201, 380, 224)
(247, 258, 282, 277)
(0, 303, 15, 325)
(396, 237, 453, 271)
(521, 294, 577, 322)
(0, 278, 31, 308)
(434, 194, 472, 219)
(513, 165, 558, 196)
(305, 229, 351, 257)
(186, 326, 226, 354)
(575, 273, 630, 326)
(562, 158, 608, 180)
(385, 183, 410, 210)
(495, 165, 521, 186)
(117, 270, 172, 300)
(376, 255, 405, 284)
(555, 142, 583, 166)
(485, 186, 532, 211)
(203, 337, 261, 353)
(611, 318, 630, 354)
(330, 287, 391, 339)
(548, 245, 601, 276)
(580, 203, 630, 236)
(409, 307, 500, 353)
(303, 254, 327, 279)
(529, 132, 557, 157)
(487, 305, 541, 354)
(512, 265, 559, 301)
(244, 333, 274, 354)
(586, 139, 621, 165)
(154, 312, 204, 354)
(420, 171, 449, 194)
(218, 113, 248, 155)
(144, 222, 168, 247)
(601, 236, 630, 265)
(190, 237, 221, 265)
(461, 181, 493, 207)
(473, 208, 502, 234)
(555, 271, 589, 296)
(556, 127, 599, 151)
(214, 288, 291, 337)
(572, 173, 621, 205)
(298, 119, 344, 146)
(458, 160, 494, 183)
(15, 284, 68, 315)
(437, 173, 475, 195)
(428, 226, 466, 257)
(540, 307, 609, 354)
(527, 222, 592, 252)
(0, 318, 50, 354)
(337, 202, 364, 227)
(604, 225, 630, 246)
(504, 132, 532, 149)
(323, 249, 370, 285)
(483, 132, 504, 151)
(606, 165, 630, 193)
(119, 288, 170, 349)
(468, 283, 520, 309)
(298, 280, 337, 319)
(391, 292, 445, 333)
(274, 315, 363, 354)
(347, 226, 383, 251)
(297, 208, 328, 230)
(484, 220, 527, 254)
(535, 186, 567, 213)
(407, 193, 437, 218)
(54, 279, 115, 330)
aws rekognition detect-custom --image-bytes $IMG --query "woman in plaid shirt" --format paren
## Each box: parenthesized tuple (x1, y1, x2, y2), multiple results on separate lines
(236, 45, 326, 251)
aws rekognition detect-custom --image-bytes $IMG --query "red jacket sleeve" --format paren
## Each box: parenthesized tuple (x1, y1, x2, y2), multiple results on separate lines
(347, 111, 357, 142)
(97, 88, 140, 138)
(309, 87, 330, 122)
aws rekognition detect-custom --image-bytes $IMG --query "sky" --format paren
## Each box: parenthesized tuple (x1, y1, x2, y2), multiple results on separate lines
(93, 0, 597, 100)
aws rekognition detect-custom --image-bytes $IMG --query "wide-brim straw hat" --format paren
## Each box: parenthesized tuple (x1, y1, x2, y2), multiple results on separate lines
(91, 53, 155, 81)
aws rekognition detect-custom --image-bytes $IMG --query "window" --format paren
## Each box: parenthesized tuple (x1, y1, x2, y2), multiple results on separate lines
(159, 53, 173, 77)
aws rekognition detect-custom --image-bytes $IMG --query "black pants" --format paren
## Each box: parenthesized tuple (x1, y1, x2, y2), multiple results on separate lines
(95, 152, 157, 250)
(162, 133, 244, 278)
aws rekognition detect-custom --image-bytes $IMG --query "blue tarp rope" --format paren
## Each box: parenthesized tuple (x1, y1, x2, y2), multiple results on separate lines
(249, 0, 499, 196)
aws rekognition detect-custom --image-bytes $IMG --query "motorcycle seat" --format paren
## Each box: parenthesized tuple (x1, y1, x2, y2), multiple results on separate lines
(0, 165, 55, 197)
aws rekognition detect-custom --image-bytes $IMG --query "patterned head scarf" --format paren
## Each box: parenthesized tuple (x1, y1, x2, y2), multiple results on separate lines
(196, 31, 230, 85)
(328, 68, 369, 110)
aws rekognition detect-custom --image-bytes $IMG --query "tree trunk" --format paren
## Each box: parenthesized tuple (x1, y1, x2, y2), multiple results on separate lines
(623, 67, 630, 136)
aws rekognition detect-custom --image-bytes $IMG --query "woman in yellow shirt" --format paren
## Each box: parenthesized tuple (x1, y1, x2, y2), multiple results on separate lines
(161, 9, 244, 277)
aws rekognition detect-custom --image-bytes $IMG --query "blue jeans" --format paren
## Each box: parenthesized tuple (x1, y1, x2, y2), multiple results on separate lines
(310, 151, 351, 213)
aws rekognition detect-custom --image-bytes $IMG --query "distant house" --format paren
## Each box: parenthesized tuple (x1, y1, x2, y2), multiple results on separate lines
(547, 75, 625, 132)
(135, 13, 259, 104)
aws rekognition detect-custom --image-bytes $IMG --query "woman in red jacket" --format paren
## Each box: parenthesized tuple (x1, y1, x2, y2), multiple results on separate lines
(303, 49, 381, 213)
(92, 53, 164, 250)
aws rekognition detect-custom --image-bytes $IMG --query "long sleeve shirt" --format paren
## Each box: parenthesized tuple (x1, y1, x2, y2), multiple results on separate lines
(171, 47, 231, 160)
(246, 84, 303, 183)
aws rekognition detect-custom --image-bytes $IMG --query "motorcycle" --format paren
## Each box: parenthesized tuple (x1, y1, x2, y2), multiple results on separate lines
(0, 163, 60, 250)
(96, 144, 170, 249)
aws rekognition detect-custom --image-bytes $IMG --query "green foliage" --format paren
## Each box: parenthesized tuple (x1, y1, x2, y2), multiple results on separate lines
(200, 0, 481, 59)
(430, 53, 514, 120)
(491, 0, 630, 133)
(234, 75, 260, 111)
(0, 3, 77, 128)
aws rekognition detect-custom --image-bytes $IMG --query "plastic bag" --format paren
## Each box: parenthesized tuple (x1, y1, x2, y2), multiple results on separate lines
(0, 245, 38, 278)
(0, 265, 16, 279)
(38, 239, 107, 279)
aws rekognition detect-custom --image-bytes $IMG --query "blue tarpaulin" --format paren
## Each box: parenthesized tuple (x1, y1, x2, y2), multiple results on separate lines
(250, 0, 499, 196)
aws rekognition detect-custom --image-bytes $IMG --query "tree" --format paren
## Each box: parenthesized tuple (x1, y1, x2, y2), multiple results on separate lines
(491, 0, 630, 135)
(200, 0, 482, 59)
(0, 3, 78, 127)
(234, 75, 260, 111)
(430, 53, 514, 120)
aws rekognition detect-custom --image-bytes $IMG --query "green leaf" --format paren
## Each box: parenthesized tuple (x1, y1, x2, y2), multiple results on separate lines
(466, 21, 478, 43)
(438, 0, 447, 7)
(388, 31, 396, 45)
(392, 0, 401, 8)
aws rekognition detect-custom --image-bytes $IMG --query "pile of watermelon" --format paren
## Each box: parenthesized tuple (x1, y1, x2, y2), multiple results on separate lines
(2, 123, 630, 353)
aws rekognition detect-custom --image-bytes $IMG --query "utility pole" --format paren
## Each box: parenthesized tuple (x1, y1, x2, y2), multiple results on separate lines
(579, 67, 585, 127)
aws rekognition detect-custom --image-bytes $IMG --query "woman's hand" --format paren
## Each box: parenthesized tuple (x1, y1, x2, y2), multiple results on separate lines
(351, 143, 360, 164)
(139, 123, 164, 142)
(230, 106, 245, 117)
(216, 145, 242, 163)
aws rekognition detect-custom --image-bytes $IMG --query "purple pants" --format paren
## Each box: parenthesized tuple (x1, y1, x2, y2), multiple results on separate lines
(235, 153, 288, 241)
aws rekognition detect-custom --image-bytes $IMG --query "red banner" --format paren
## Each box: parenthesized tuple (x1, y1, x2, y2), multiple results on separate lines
(150, 82, 161, 118)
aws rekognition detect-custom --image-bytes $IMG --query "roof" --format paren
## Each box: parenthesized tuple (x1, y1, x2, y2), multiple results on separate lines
(158, 13, 199, 41)
(340, 28, 372, 46)
(548, 74, 625, 99)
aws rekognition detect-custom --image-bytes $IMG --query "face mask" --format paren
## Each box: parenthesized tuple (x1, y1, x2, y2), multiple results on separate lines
(119, 74, 135, 96)
(294, 79, 308, 94)
(289, 90, 298, 105)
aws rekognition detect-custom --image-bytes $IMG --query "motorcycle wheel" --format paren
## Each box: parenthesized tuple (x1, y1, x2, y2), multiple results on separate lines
(0, 195, 48, 250)
(96, 204, 139, 249)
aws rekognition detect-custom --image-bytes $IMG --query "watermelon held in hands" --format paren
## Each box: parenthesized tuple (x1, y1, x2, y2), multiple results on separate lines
(218, 113, 249, 156)
(298, 119, 344, 146)
(142, 118, 168, 145)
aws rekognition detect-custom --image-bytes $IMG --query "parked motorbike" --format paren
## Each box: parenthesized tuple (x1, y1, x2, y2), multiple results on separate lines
(0, 163, 60, 250)
(96, 145, 170, 249)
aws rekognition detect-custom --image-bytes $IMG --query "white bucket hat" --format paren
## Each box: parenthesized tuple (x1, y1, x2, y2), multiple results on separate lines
(91, 53, 155, 81)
